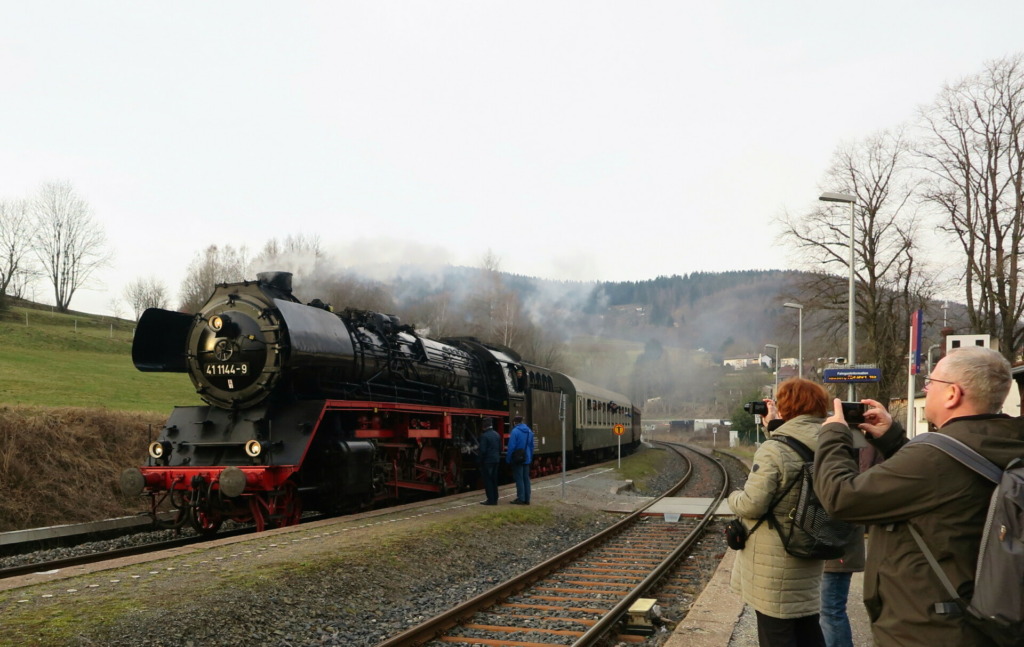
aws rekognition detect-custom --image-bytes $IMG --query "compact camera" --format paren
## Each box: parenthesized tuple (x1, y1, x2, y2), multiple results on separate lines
(840, 401, 867, 425)
(743, 401, 768, 416)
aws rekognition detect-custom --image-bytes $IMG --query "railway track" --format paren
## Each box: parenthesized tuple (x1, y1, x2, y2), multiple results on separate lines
(0, 530, 230, 581)
(376, 443, 730, 647)
(0, 512, 330, 581)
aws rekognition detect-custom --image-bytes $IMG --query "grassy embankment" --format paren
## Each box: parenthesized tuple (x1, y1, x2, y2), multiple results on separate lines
(0, 305, 198, 530)
(0, 305, 196, 411)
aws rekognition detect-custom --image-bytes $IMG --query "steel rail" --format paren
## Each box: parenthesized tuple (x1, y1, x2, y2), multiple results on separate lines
(0, 529, 240, 580)
(375, 442, 729, 647)
(0, 512, 330, 581)
(576, 443, 729, 646)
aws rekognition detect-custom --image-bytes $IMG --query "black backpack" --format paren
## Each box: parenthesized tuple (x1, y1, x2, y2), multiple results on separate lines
(905, 433, 1024, 647)
(766, 436, 857, 560)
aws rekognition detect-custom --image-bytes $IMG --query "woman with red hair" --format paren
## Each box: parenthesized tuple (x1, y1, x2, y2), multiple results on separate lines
(728, 378, 831, 647)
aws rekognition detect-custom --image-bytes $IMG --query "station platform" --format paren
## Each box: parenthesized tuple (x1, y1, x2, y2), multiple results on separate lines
(600, 496, 733, 517)
(666, 545, 874, 647)
(642, 496, 733, 518)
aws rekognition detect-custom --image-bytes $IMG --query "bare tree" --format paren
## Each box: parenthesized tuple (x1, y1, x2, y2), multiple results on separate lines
(178, 244, 250, 312)
(781, 129, 934, 402)
(519, 331, 566, 371)
(918, 54, 1024, 359)
(406, 289, 455, 338)
(465, 250, 527, 348)
(123, 276, 169, 320)
(0, 199, 35, 309)
(319, 274, 395, 313)
(108, 297, 126, 321)
(31, 181, 111, 312)
(254, 234, 324, 271)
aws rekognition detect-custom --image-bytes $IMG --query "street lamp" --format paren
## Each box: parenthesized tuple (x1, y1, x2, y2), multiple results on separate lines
(764, 343, 779, 397)
(783, 302, 803, 378)
(819, 191, 857, 400)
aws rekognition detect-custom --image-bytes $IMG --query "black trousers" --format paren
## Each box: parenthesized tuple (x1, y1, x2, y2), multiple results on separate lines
(754, 610, 825, 647)
(481, 462, 499, 503)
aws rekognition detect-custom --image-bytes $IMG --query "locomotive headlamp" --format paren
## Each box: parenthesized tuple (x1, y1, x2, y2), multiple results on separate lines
(244, 439, 263, 457)
(148, 440, 172, 459)
(208, 315, 224, 332)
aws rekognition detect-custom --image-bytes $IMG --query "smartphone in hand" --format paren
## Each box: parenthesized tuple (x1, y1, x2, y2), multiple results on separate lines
(837, 401, 869, 447)
(840, 401, 866, 424)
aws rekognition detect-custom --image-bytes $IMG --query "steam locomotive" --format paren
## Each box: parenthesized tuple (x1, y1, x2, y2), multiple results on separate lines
(120, 272, 640, 534)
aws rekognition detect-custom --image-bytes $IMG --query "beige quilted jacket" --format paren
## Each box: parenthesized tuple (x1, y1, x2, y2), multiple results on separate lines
(727, 415, 825, 618)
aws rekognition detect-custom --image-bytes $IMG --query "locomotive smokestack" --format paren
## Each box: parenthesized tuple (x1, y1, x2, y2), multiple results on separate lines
(257, 271, 293, 293)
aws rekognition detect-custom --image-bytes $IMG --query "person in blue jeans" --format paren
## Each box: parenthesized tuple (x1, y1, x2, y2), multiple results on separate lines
(506, 415, 534, 504)
(820, 444, 876, 646)
(820, 529, 864, 647)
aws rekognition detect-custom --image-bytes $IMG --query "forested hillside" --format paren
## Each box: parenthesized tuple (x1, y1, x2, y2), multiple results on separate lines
(583, 269, 804, 354)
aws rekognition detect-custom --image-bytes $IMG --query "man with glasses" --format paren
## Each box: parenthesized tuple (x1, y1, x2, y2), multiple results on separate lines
(813, 346, 1024, 647)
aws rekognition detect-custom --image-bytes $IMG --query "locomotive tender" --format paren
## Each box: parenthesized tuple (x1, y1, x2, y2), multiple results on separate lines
(120, 272, 640, 533)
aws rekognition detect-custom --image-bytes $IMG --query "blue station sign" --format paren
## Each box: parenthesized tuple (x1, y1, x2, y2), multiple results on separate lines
(822, 367, 882, 383)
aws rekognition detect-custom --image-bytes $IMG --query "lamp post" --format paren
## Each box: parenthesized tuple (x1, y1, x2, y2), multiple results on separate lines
(783, 302, 803, 378)
(926, 344, 941, 375)
(764, 343, 779, 397)
(819, 191, 857, 400)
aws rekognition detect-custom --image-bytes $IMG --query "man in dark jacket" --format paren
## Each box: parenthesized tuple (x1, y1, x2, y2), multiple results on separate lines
(814, 346, 1024, 646)
(506, 415, 534, 504)
(478, 418, 501, 505)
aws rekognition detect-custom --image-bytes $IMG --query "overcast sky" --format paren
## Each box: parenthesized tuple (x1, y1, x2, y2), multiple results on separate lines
(3, 2, 1023, 315)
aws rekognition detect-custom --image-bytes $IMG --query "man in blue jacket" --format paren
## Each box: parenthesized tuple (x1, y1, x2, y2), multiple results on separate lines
(506, 415, 534, 504)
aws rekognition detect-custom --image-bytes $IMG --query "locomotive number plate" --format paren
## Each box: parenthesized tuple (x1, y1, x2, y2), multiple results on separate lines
(205, 363, 249, 376)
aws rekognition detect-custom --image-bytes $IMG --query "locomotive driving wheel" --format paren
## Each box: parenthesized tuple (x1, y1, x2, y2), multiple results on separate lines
(413, 446, 440, 484)
(271, 481, 302, 528)
(441, 447, 463, 495)
(248, 497, 267, 533)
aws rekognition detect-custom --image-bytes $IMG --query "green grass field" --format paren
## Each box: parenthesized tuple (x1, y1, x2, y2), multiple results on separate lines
(0, 305, 198, 413)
